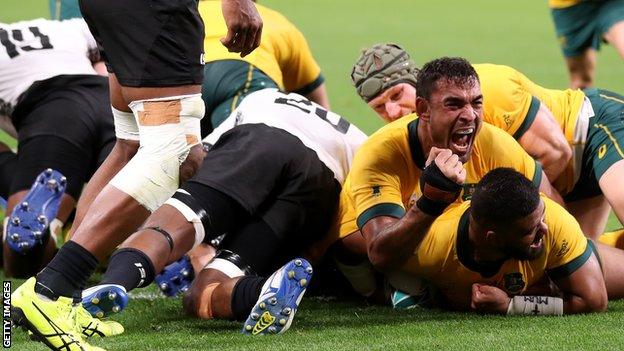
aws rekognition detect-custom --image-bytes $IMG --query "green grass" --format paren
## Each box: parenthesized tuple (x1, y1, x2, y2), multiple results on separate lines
(3, 0, 624, 349)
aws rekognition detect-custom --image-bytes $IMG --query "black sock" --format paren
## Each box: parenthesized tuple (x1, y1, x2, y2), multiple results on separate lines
(230, 275, 267, 321)
(100, 248, 156, 292)
(0, 150, 16, 199)
(35, 241, 98, 300)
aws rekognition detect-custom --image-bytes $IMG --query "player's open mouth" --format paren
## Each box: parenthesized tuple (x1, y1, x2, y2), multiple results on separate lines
(450, 127, 475, 154)
(530, 236, 543, 250)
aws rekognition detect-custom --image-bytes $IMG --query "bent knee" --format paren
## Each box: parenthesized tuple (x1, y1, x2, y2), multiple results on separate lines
(179, 144, 205, 183)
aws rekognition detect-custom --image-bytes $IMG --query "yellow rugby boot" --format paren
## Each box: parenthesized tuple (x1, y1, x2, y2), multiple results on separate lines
(11, 277, 106, 351)
(75, 304, 124, 338)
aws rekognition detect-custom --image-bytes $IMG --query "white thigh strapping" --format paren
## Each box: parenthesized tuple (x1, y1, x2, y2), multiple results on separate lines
(109, 94, 205, 212)
(112, 107, 139, 141)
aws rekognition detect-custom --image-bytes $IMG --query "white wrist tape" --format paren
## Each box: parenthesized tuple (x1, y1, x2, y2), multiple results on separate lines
(110, 94, 204, 212)
(112, 107, 139, 141)
(507, 296, 564, 316)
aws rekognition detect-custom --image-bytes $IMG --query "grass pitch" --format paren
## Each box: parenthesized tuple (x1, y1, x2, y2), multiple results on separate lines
(3, 0, 624, 350)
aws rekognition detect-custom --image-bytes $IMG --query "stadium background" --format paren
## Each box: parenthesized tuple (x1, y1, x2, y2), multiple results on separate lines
(2, 0, 624, 349)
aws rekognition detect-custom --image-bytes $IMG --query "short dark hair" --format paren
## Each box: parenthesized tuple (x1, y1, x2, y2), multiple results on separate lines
(415, 57, 479, 100)
(470, 168, 540, 227)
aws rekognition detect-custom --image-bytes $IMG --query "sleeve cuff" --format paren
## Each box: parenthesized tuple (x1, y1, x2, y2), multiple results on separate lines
(532, 161, 543, 187)
(356, 203, 406, 229)
(513, 96, 540, 139)
(294, 74, 325, 96)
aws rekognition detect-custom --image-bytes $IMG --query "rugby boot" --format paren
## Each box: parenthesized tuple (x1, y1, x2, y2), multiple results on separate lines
(242, 258, 313, 335)
(11, 277, 106, 351)
(82, 284, 128, 318)
(74, 304, 124, 338)
(5, 168, 66, 254)
(155, 255, 194, 297)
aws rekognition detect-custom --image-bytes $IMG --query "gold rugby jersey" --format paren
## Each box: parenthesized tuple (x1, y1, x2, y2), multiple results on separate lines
(329, 114, 542, 241)
(401, 197, 591, 309)
(474, 63, 585, 193)
(199, 0, 322, 92)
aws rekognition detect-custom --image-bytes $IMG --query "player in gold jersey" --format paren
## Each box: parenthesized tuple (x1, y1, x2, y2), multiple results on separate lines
(402, 167, 624, 315)
(548, 0, 624, 88)
(198, 0, 328, 133)
(317, 57, 561, 301)
(352, 44, 624, 240)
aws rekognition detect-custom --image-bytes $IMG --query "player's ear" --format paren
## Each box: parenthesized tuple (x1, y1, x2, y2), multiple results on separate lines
(415, 96, 430, 121)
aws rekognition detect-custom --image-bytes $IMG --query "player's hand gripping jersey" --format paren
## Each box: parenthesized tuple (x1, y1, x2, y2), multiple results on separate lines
(0, 18, 99, 119)
(203, 88, 367, 184)
(401, 196, 591, 310)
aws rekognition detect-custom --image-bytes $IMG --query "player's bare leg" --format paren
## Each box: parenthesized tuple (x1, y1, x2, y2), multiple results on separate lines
(565, 49, 596, 89)
(598, 159, 624, 236)
(567, 194, 611, 240)
(595, 242, 624, 299)
(183, 268, 239, 319)
(69, 74, 139, 234)
(604, 21, 624, 60)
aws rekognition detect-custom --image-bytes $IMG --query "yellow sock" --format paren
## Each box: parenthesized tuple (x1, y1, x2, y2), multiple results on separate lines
(599, 229, 624, 249)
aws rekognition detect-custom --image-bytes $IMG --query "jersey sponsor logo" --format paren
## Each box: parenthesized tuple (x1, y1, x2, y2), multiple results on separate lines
(461, 184, 477, 201)
(503, 114, 513, 128)
(555, 239, 570, 258)
(598, 144, 607, 159)
(371, 185, 381, 197)
(503, 272, 525, 294)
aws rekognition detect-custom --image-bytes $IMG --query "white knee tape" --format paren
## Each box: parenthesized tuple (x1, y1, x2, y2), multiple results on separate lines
(109, 94, 205, 212)
(204, 258, 245, 278)
(112, 107, 139, 141)
(164, 190, 206, 248)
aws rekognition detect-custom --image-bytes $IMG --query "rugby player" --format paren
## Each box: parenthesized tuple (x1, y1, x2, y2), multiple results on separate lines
(354, 43, 624, 240)
(0, 18, 117, 278)
(199, 0, 329, 134)
(11, 1, 263, 350)
(155, 0, 331, 295)
(548, 0, 624, 89)
(77, 89, 366, 335)
(322, 57, 561, 301)
(399, 167, 624, 316)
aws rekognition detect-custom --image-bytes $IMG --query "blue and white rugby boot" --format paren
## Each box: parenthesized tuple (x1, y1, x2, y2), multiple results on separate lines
(5, 168, 66, 254)
(155, 255, 194, 297)
(81, 284, 128, 319)
(242, 258, 313, 335)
